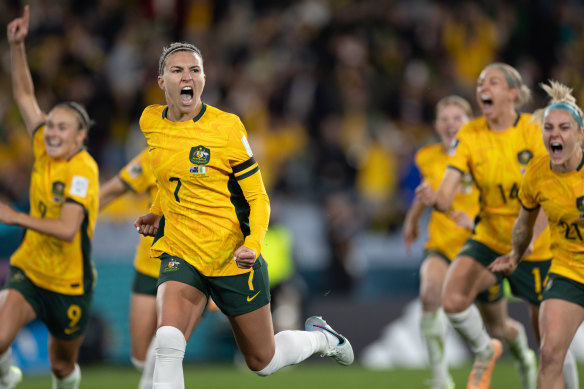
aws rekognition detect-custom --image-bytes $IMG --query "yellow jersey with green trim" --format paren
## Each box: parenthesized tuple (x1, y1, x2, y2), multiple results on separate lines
(140, 104, 270, 277)
(11, 125, 98, 295)
(519, 154, 584, 283)
(416, 143, 479, 260)
(118, 147, 159, 278)
(448, 114, 552, 260)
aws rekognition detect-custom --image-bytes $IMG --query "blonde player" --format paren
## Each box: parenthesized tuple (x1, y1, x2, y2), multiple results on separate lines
(99, 148, 159, 389)
(134, 42, 353, 389)
(490, 80, 584, 389)
(403, 95, 478, 389)
(416, 63, 563, 389)
(0, 6, 98, 389)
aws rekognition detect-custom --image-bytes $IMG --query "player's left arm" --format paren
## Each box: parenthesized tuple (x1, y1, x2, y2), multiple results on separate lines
(0, 200, 84, 242)
(99, 175, 128, 211)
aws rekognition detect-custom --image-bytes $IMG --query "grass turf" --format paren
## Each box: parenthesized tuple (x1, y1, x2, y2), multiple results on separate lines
(14, 358, 584, 388)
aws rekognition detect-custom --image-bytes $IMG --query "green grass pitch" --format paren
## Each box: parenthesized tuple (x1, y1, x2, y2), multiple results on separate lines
(13, 359, 584, 388)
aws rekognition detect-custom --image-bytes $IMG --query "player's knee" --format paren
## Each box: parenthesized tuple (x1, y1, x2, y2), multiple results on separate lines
(539, 338, 565, 371)
(420, 285, 442, 311)
(442, 292, 470, 314)
(50, 360, 77, 379)
(156, 326, 186, 358)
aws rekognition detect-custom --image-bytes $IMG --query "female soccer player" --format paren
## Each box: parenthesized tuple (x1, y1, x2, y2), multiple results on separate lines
(0, 6, 98, 389)
(490, 80, 584, 389)
(416, 63, 561, 389)
(403, 95, 478, 389)
(134, 42, 353, 388)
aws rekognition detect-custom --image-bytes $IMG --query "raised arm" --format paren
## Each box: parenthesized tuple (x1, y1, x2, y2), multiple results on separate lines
(7, 5, 46, 134)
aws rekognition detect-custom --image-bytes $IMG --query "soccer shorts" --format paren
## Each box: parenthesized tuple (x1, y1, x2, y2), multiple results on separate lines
(132, 270, 158, 296)
(543, 273, 584, 307)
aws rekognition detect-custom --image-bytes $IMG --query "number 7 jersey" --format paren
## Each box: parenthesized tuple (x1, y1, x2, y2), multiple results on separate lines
(139, 104, 270, 277)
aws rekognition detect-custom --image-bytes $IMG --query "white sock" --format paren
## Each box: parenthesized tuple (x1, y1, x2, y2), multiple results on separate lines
(52, 363, 81, 389)
(505, 324, 531, 365)
(420, 309, 450, 382)
(446, 305, 492, 359)
(131, 357, 145, 372)
(152, 326, 186, 389)
(139, 337, 156, 389)
(563, 348, 579, 389)
(0, 349, 12, 378)
(255, 330, 328, 376)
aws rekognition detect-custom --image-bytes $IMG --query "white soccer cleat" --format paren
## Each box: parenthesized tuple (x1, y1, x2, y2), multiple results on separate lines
(305, 315, 354, 366)
(0, 366, 22, 389)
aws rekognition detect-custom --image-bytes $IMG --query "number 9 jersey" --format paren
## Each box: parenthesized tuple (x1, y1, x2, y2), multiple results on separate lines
(139, 104, 270, 277)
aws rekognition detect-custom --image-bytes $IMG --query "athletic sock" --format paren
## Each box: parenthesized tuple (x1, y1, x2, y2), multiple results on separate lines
(446, 304, 492, 359)
(139, 337, 156, 389)
(52, 363, 81, 389)
(505, 324, 531, 364)
(153, 326, 186, 389)
(421, 309, 450, 382)
(255, 330, 328, 376)
(563, 348, 579, 389)
(0, 349, 12, 379)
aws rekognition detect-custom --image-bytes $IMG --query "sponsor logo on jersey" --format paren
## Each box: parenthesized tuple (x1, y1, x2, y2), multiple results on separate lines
(517, 149, 533, 165)
(189, 146, 210, 165)
(52, 181, 65, 203)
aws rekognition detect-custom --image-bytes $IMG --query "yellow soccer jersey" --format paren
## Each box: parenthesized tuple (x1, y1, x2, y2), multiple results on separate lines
(416, 143, 479, 260)
(520, 154, 584, 283)
(448, 114, 552, 260)
(11, 126, 99, 295)
(118, 147, 159, 278)
(140, 104, 270, 277)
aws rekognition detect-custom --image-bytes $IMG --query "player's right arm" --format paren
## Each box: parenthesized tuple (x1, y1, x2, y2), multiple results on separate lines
(416, 167, 462, 213)
(403, 196, 426, 254)
(489, 206, 538, 276)
(7, 5, 46, 135)
(99, 176, 128, 211)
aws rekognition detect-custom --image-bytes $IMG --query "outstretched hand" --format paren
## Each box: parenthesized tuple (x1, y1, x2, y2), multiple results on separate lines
(415, 182, 436, 207)
(488, 253, 520, 277)
(7, 5, 29, 45)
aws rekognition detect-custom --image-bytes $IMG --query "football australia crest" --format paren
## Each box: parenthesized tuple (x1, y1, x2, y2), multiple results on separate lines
(189, 146, 210, 165)
(517, 149, 533, 165)
(577, 196, 584, 214)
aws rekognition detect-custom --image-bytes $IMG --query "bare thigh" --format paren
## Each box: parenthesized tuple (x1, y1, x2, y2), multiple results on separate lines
(157, 281, 207, 339)
(443, 255, 497, 314)
(228, 304, 275, 372)
(130, 293, 157, 360)
(0, 289, 36, 351)
(419, 255, 449, 312)
(539, 299, 584, 359)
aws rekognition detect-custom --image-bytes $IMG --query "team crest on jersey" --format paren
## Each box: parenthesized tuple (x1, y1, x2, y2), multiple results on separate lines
(189, 146, 210, 165)
(517, 149, 533, 165)
(164, 260, 180, 272)
(52, 181, 65, 203)
(577, 197, 584, 217)
(448, 139, 460, 156)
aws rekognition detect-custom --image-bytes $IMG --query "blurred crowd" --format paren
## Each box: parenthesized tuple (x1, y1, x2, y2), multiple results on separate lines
(1, 0, 584, 246)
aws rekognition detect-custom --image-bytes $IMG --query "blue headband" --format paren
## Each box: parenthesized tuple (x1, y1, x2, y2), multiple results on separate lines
(500, 68, 516, 88)
(544, 102, 583, 128)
